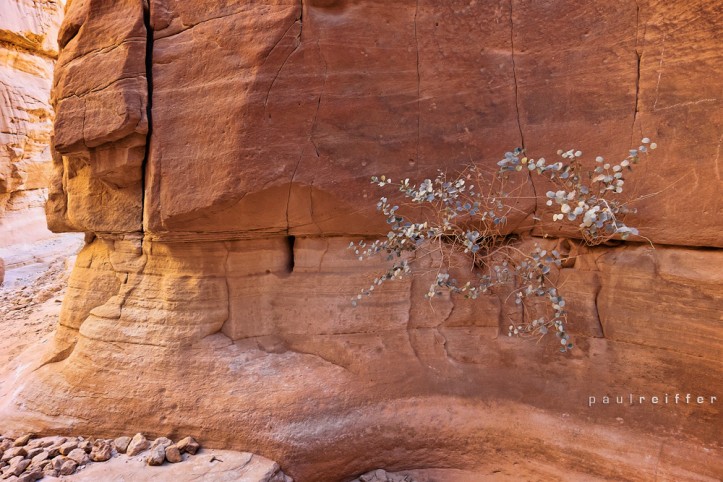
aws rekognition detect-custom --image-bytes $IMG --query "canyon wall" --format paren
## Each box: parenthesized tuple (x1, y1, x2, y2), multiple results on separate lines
(1, 1, 721, 481)
(0, 0, 64, 282)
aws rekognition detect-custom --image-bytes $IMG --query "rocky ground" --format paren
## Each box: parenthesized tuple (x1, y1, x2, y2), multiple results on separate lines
(0, 433, 292, 481)
(0, 234, 83, 370)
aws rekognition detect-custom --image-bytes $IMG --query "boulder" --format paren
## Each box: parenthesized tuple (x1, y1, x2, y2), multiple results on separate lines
(176, 437, 199, 456)
(90, 441, 112, 462)
(113, 436, 131, 454)
(126, 433, 150, 457)
(164, 445, 182, 463)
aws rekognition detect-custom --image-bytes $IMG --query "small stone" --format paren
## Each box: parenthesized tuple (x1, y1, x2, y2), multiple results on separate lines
(113, 436, 131, 454)
(46, 442, 65, 458)
(4, 457, 30, 476)
(30, 450, 49, 465)
(16, 467, 43, 482)
(0, 439, 12, 453)
(78, 440, 92, 453)
(25, 448, 44, 459)
(90, 442, 112, 462)
(12, 434, 33, 447)
(176, 436, 200, 455)
(67, 448, 90, 465)
(51, 455, 68, 471)
(126, 434, 150, 457)
(58, 441, 78, 456)
(59, 459, 78, 476)
(146, 445, 166, 466)
(165, 445, 182, 463)
(42, 462, 57, 477)
(1, 447, 27, 462)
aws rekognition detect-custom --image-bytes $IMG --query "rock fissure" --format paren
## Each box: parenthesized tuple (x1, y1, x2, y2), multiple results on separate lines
(141, 0, 154, 234)
(262, 18, 302, 110)
(508, 0, 525, 152)
(631, 51, 641, 144)
(414, 0, 421, 167)
(153, 9, 252, 41)
(285, 151, 302, 233)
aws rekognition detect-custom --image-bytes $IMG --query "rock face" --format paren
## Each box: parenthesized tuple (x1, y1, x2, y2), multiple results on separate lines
(1, 1, 722, 481)
(0, 0, 63, 254)
(0, 0, 64, 287)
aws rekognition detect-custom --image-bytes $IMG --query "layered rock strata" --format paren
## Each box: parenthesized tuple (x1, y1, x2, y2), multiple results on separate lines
(0, 0, 64, 282)
(1, 1, 721, 481)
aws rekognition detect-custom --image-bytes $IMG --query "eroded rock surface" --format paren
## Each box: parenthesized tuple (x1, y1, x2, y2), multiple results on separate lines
(1, 1, 721, 481)
(0, 0, 64, 261)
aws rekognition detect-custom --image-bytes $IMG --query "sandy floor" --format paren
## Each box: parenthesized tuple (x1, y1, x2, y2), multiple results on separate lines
(0, 233, 83, 370)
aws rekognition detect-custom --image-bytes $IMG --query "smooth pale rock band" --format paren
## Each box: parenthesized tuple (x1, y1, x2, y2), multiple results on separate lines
(588, 393, 718, 407)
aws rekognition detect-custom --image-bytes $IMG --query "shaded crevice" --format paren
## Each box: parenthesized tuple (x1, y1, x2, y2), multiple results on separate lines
(631, 51, 641, 145)
(593, 284, 606, 338)
(285, 235, 296, 273)
(141, 2, 154, 234)
(631, 0, 645, 144)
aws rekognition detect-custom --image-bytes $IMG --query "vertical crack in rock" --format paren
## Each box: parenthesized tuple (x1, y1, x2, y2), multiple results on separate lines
(631, 1, 645, 144)
(508, 0, 537, 222)
(508, 0, 525, 152)
(285, 152, 302, 233)
(141, 0, 154, 236)
(413, 0, 421, 167)
(594, 282, 606, 338)
(285, 235, 296, 273)
(631, 1, 641, 143)
(631, 51, 641, 145)
(263, 16, 303, 110)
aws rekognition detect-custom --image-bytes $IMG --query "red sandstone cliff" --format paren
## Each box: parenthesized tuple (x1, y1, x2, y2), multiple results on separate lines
(1, 1, 721, 481)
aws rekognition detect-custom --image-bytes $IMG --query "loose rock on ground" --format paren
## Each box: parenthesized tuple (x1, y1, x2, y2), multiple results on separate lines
(0, 433, 203, 480)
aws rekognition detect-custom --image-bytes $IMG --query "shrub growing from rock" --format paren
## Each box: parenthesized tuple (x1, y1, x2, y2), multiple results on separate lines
(350, 139, 656, 351)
